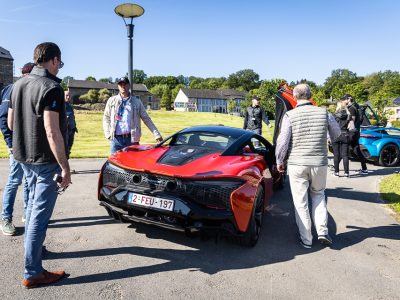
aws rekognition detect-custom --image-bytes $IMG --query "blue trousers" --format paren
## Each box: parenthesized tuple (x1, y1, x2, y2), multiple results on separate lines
(21, 162, 60, 279)
(1, 154, 29, 220)
(110, 135, 137, 154)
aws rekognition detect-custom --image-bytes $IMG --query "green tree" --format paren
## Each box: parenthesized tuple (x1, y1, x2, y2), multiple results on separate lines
(132, 69, 147, 84)
(85, 76, 96, 81)
(323, 69, 360, 97)
(227, 99, 236, 114)
(61, 76, 74, 90)
(79, 89, 99, 103)
(161, 88, 172, 110)
(98, 88, 111, 103)
(150, 84, 169, 99)
(227, 69, 260, 91)
(252, 79, 287, 116)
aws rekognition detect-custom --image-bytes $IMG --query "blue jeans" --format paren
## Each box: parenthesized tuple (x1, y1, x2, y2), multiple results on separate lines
(21, 162, 60, 279)
(1, 154, 29, 220)
(110, 135, 136, 154)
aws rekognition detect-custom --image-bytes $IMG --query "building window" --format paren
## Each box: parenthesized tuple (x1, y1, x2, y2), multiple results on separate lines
(148, 95, 152, 103)
(175, 102, 186, 108)
(197, 98, 227, 113)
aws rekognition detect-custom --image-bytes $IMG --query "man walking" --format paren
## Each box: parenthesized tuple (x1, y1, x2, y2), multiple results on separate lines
(342, 94, 368, 174)
(243, 96, 272, 135)
(0, 63, 34, 235)
(64, 90, 77, 155)
(275, 84, 340, 248)
(103, 76, 162, 154)
(8, 42, 70, 288)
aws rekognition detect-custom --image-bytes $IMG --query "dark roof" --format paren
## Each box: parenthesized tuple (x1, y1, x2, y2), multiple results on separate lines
(393, 96, 400, 106)
(68, 79, 148, 92)
(0, 46, 13, 60)
(180, 88, 247, 99)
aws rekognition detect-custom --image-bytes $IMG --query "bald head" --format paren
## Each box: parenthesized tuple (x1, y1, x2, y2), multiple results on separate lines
(293, 84, 312, 101)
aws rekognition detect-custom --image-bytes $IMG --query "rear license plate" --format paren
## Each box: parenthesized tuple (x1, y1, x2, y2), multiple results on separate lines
(128, 192, 174, 212)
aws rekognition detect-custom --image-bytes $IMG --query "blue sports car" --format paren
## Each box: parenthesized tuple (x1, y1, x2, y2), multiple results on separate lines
(359, 127, 400, 167)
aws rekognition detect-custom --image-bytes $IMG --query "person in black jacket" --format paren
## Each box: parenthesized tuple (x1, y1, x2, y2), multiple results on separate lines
(243, 96, 272, 135)
(0, 62, 34, 236)
(64, 90, 77, 155)
(343, 94, 368, 174)
(332, 100, 351, 177)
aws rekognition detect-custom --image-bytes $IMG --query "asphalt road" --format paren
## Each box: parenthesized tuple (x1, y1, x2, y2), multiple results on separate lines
(0, 158, 399, 300)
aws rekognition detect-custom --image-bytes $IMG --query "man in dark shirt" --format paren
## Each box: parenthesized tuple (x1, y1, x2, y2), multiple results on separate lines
(243, 96, 272, 135)
(64, 90, 77, 155)
(8, 42, 71, 288)
(0, 63, 34, 236)
(342, 94, 368, 173)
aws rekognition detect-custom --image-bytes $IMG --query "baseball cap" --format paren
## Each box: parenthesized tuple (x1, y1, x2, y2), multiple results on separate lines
(21, 62, 35, 74)
(341, 94, 353, 101)
(117, 76, 130, 85)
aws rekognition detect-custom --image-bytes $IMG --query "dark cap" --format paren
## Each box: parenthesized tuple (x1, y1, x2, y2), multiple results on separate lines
(341, 94, 353, 101)
(117, 76, 130, 85)
(21, 62, 35, 74)
(252, 96, 261, 101)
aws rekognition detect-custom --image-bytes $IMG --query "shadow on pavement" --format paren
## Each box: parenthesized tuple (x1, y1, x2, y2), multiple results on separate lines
(332, 224, 400, 250)
(42, 188, 340, 286)
(48, 216, 115, 228)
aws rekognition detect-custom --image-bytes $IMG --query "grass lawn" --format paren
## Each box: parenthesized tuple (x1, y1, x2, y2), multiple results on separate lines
(0, 110, 275, 158)
(379, 173, 400, 216)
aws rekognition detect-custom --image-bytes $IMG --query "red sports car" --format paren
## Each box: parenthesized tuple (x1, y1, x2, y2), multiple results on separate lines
(98, 125, 282, 246)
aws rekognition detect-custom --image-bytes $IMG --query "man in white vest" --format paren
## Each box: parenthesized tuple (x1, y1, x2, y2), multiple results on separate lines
(275, 84, 340, 248)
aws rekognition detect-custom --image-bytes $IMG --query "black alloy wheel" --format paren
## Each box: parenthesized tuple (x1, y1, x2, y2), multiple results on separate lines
(379, 144, 400, 167)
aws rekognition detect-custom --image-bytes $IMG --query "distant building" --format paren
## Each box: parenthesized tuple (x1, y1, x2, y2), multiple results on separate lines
(174, 88, 247, 113)
(0, 46, 14, 90)
(67, 79, 160, 109)
(384, 96, 400, 122)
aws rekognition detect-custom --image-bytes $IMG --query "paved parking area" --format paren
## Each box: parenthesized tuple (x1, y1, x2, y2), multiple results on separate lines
(0, 158, 399, 299)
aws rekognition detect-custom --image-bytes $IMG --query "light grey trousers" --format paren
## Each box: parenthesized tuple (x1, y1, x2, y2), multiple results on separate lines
(287, 165, 329, 245)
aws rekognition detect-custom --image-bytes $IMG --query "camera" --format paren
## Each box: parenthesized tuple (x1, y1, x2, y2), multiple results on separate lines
(53, 174, 62, 183)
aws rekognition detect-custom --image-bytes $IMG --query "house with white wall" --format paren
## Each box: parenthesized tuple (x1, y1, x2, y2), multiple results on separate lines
(174, 88, 247, 113)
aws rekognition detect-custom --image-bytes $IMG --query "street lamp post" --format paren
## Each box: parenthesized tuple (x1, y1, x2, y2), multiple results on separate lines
(114, 3, 145, 91)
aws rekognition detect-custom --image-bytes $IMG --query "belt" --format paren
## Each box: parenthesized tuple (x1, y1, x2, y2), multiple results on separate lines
(115, 133, 131, 138)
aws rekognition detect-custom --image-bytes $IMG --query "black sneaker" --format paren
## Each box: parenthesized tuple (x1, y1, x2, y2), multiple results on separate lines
(333, 172, 339, 177)
(318, 234, 333, 246)
(344, 173, 350, 178)
(299, 240, 312, 249)
(358, 169, 368, 175)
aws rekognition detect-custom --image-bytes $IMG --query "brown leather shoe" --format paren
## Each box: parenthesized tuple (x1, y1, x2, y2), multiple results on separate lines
(21, 270, 66, 289)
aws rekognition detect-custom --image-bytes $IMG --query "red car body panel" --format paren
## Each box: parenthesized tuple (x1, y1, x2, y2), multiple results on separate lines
(107, 144, 274, 232)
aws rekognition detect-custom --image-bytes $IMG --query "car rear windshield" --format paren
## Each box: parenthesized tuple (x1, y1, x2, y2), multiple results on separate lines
(171, 132, 234, 150)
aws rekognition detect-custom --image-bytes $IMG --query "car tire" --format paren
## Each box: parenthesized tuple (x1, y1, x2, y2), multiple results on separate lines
(379, 143, 400, 167)
(237, 186, 265, 247)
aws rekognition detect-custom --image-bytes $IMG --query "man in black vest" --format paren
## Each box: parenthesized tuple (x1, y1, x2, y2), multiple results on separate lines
(243, 96, 272, 135)
(8, 42, 70, 288)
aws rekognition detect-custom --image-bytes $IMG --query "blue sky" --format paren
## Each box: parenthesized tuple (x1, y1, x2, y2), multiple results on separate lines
(1, 0, 399, 84)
